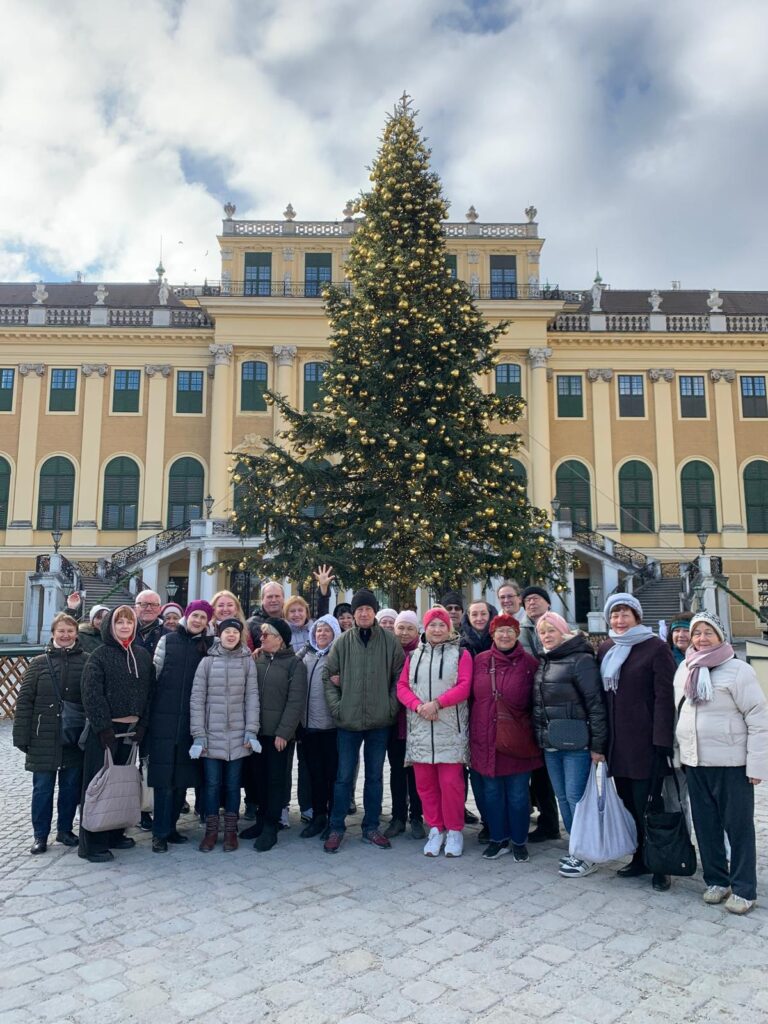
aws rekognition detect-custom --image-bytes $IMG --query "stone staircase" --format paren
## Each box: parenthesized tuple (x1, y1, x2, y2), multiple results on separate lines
(633, 577, 685, 627)
(78, 574, 135, 615)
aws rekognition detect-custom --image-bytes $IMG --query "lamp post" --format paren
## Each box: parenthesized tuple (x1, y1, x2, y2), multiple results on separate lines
(551, 496, 561, 520)
(51, 529, 63, 554)
(204, 494, 214, 519)
(588, 583, 601, 612)
(697, 531, 709, 556)
(166, 580, 178, 600)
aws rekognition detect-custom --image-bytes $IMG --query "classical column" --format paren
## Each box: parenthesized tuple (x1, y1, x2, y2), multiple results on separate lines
(648, 369, 680, 540)
(208, 344, 234, 514)
(527, 347, 552, 511)
(9, 364, 46, 539)
(588, 369, 617, 531)
(273, 345, 297, 436)
(187, 546, 200, 601)
(710, 370, 745, 545)
(140, 365, 171, 530)
(75, 364, 109, 537)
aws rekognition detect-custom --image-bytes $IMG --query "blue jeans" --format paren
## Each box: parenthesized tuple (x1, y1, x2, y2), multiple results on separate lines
(330, 727, 389, 834)
(544, 749, 591, 834)
(202, 758, 242, 816)
(474, 771, 531, 845)
(32, 766, 82, 839)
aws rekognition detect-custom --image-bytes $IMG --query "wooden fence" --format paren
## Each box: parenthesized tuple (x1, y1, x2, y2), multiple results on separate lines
(0, 649, 43, 718)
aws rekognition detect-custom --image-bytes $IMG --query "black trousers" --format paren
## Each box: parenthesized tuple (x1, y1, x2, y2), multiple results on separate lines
(614, 775, 664, 863)
(253, 737, 294, 827)
(242, 750, 258, 807)
(302, 729, 338, 817)
(530, 764, 560, 835)
(79, 730, 136, 857)
(387, 729, 423, 822)
(687, 765, 757, 900)
(283, 740, 313, 811)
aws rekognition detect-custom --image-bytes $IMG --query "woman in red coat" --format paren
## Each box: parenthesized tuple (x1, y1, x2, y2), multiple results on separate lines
(470, 615, 541, 862)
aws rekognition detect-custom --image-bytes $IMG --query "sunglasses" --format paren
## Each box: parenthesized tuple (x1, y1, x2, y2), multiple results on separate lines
(445, 605, 462, 611)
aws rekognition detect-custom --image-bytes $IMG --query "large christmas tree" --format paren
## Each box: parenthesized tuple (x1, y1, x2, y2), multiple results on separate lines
(232, 95, 568, 597)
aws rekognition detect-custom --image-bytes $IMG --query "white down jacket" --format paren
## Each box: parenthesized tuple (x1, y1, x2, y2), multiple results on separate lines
(403, 638, 470, 766)
(674, 656, 768, 779)
(190, 641, 260, 761)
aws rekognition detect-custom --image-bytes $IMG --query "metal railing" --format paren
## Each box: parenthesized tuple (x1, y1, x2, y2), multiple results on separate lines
(571, 527, 649, 569)
(198, 280, 580, 301)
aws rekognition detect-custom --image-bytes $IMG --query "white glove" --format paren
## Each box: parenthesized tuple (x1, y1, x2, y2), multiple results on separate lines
(189, 739, 205, 759)
(245, 731, 262, 753)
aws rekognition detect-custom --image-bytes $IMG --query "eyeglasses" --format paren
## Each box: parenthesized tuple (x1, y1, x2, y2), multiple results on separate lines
(493, 628, 517, 636)
(136, 601, 160, 608)
(445, 605, 462, 611)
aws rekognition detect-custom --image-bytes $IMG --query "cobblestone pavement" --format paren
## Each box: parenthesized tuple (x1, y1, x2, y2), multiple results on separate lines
(0, 720, 766, 1024)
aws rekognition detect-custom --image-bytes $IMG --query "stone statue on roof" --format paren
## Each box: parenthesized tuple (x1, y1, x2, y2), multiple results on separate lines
(707, 288, 723, 312)
(590, 274, 603, 312)
(648, 288, 662, 312)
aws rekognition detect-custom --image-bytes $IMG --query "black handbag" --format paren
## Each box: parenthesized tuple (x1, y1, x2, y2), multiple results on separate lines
(642, 766, 697, 876)
(547, 718, 589, 751)
(46, 654, 87, 748)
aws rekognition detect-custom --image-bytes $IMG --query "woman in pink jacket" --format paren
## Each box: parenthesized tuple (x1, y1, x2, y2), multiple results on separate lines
(397, 607, 473, 858)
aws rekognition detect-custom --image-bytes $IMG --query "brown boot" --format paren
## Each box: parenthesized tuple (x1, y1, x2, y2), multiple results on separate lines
(223, 812, 239, 852)
(199, 814, 219, 852)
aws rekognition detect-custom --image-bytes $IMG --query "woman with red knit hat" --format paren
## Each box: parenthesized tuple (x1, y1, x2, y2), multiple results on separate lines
(397, 607, 473, 858)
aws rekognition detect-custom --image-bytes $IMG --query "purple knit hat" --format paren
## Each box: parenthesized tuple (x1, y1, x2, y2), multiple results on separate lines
(184, 599, 214, 621)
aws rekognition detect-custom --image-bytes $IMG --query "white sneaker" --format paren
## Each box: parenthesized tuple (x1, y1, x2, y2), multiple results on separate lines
(559, 857, 597, 877)
(423, 828, 445, 857)
(725, 894, 755, 915)
(444, 830, 464, 858)
(702, 885, 731, 905)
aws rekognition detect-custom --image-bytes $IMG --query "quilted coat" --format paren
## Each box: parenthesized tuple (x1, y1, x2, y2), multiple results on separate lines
(532, 633, 607, 754)
(256, 647, 307, 740)
(190, 640, 260, 760)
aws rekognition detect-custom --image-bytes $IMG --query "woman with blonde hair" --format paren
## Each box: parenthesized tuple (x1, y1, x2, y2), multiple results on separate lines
(211, 590, 246, 627)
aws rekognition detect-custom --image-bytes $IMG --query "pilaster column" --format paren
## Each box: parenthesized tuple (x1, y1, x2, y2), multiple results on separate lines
(588, 369, 617, 530)
(9, 364, 46, 539)
(273, 345, 297, 436)
(527, 347, 552, 511)
(208, 344, 234, 515)
(76, 364, 109, 537)
(187, 546, 200, 601)
(648, 369, 680, 541)
(710, 370, 745, 545)
(140, 365, 171, 529)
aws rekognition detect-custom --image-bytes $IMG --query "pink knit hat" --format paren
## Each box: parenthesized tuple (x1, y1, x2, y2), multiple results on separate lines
(424, 607, 451, 629)
(536, 610, 572, 636)
(395, 610, 420, 629)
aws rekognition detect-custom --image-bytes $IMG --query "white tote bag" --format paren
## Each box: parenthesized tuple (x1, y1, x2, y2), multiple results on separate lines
(568, 762, 637, 863)
(81, 744, 142, 832)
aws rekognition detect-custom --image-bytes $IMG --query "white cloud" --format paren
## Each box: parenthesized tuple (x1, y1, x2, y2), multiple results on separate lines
(0, 0, 766, 288)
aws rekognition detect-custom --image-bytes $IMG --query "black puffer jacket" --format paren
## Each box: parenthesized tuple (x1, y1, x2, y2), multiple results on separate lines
(80, 610, 155, 733)
(532, 633, 607, 754)
(146, 625, 212, 789)
(77, 623, 104, 655)
(12, 641, 87, 771)
(256, 647, 307, 740)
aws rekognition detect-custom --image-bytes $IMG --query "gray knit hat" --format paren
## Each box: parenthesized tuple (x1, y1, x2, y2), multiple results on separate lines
(603, 592, 643, 622)
(690, 611, 727, 643)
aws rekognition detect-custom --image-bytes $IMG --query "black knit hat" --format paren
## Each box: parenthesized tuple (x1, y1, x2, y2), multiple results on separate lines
(333, 602, 353, 620)
(521, 585, 551, 606)
(351, 589, 379, 614)
(217, 617, 244, 636)
(263, 616, 292, 647)
(439, 590, 464, 610)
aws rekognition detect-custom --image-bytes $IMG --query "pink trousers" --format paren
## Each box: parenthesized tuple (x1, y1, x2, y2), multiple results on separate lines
(413, 763, 465, 832)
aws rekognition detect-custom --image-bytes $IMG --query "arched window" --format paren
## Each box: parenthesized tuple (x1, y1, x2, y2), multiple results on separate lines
(102, 457, 139, 530)
(681, 461, 717, 533)
(744, 460, 768, 532)
(167, 457, 204, 528)
(495, 363, 521, 398)
(619, 461, 654, 533)
(241, 361, 268, 412)
(555, 460, 592, 530)
(0, 457, 10, 529)
(304, 362, 327, 412)
(509, 458, 527, 491)
(37, 457, 75, 530)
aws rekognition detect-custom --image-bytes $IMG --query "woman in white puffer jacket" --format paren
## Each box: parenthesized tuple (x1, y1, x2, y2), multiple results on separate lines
(674, 611, 768, 916)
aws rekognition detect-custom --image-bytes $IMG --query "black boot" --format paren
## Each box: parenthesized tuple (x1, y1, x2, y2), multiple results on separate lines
(240, 816, 263, 840)
(253, 823, 278, 852)
(300, 814, 327, 839)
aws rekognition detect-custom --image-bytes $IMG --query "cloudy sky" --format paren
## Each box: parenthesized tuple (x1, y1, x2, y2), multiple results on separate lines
(1, 0, 766, 290)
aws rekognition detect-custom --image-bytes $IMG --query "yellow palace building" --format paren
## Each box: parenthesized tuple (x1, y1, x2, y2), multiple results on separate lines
(1, 203, 767, 642)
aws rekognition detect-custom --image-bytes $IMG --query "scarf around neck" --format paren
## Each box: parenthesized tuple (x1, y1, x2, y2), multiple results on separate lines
(682, 642, 735, 704)
(600, 624, 655, 692)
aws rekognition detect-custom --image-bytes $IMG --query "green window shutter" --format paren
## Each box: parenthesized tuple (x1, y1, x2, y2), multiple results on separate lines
(619, 461, 654, 532)
(50, 369, 77, 412)
(0, 368, 14, 412)
(304, 362, 327, 411)
(176, 371, 204, 414)
(244, 252, 272, 296)
(741, 376, 768, 418)
(555, 460, 592, 529)
(509, 458, 527, 492)
(305, 254, 332, 297)
(681, 461, 717, 533)
(490, 255, 517, 298)
(232, 461, 250, 515)
(113, 369, 141, 413)
(445, 254, 457, 280)
(557, 375, 583, 417)
(37, 456, 75, 530)
(744, 460, 768, 532)
(167, 457, 204, 527)
(617, 375, 644, 417)
(679, 375, 706, 418)
(241, 361, 268, 412)
(0, 457, 10, 528)
(496, 363, 521, 398)
(102, 457, 139, 530)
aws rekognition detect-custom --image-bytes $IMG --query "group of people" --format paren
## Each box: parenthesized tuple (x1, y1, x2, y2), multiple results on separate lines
(12, 574, 768, 914)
